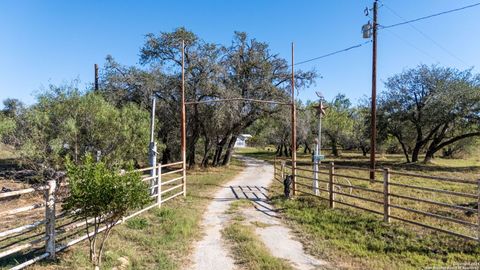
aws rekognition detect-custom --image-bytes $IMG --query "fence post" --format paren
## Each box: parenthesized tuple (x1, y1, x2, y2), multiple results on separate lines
(45, 180, 56, 259)
(329, 162, 335, 208)
(274, 156, 276, 179)
(313, 154, 319, 196)
(477, 179, 480, 242)
(281, 161, 285, 181)
(149, 142, 157, 196)
(157, 163, 162, 207)
(182, 163, 187, 197)
(383, 168, 391, 223)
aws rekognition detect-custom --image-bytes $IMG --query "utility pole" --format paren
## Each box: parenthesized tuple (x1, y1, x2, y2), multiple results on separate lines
(370, 0, 378, 180)
(94, 64, 99, 91)
(181, 40, 187, 197)
(291, 42, 297, 196)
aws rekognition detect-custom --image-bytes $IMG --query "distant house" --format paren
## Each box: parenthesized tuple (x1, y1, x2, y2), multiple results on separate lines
(234, 134, 252, 148)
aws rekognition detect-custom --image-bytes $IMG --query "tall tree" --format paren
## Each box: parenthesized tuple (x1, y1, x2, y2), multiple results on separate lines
(16, 84, 152, 171)
(322, 94, 354, 157)
(378, 65, 480, 163)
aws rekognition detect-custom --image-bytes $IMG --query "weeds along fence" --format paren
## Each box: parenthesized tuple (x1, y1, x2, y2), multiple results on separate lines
(273, 158, 480, 242)
(0, 161, 186, 270)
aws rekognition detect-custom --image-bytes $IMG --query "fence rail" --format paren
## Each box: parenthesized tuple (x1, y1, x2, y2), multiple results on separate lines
(273, 158, 480, 243)
(0, 161, 186, 269)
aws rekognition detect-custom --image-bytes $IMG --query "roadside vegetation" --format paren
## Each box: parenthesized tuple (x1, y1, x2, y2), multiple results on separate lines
(24, 159, 243, 270)
(222, 200, 293, 270)
(272, 195, 480, 270)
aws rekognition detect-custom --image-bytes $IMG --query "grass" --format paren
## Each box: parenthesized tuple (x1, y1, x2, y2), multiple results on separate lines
(271, 195, 480, 270)
(0, 143, 18, 171)
(241, 147, 479, 237)
(222, 200, 293, 270)
(239, 147, 480, 269)
(16, 159, 244, 270)
(0, 143, 16, 160)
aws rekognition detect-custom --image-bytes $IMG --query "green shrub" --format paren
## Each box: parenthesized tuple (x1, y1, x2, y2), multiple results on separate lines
(64, 155, 150, 269)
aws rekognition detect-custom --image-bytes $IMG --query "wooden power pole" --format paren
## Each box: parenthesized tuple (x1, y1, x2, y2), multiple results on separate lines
(370, 0, 378, 180)
(94, 64, 99, 91)
(291, 42, 297, 195)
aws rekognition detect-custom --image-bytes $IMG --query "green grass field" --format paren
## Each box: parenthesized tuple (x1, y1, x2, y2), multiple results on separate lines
(238, 147, 480, 270)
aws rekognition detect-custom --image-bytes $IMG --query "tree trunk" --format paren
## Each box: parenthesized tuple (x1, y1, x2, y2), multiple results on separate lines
(303, 142, 311, 154)
(411, 143, 422, 163)
(222, 135, 237, 166)
(424, 131, 480, 162)
(161, 146, 171, 164)
(187, 104, 201, 168)
(424, 152, 434, 163)
(187, 139, 196, 168)
(331, 140, 339, 157)
(400, 142, 411, 163)
(283, 143, 289, 157)
(201, 137, 212, 167)
(212, 136, 228, 166)
(276, 144, 281, 156)
(361, 146, 367, 156)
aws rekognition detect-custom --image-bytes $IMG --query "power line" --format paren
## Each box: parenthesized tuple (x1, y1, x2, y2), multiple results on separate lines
(380, 2, 480, 29)
(381, 1, 469, 66)
(294, 40, 372, 66)
(383, 26, 441, 63)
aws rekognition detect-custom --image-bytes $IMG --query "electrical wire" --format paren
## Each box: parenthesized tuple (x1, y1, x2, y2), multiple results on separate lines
(382, 27, 441, 62)
(380, 2, 480, 29)
(294, 40, 372, 66)
(380, 1, 469, 66)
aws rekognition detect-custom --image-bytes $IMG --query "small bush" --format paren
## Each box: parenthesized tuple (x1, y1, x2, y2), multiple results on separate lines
(64, 155, 150, 269)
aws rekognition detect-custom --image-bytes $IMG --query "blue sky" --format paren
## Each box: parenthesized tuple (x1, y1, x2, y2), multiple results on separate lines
(0, 0, 479, 106)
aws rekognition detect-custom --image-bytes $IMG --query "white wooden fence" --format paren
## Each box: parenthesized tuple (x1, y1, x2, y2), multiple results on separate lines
(0, 161, 186, 269)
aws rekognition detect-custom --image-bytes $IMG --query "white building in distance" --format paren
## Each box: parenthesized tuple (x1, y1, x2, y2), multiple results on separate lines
(234, 134, 252, 148)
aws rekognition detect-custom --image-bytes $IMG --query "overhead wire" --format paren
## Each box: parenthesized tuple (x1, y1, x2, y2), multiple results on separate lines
(380, 1, 469, 66)
(380, 1, 480, 29)
(293, 40, 372, 66)
(381, 27, 440, 62)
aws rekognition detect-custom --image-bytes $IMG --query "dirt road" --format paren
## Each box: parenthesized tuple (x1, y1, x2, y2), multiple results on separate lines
(190, 155, 328, 270)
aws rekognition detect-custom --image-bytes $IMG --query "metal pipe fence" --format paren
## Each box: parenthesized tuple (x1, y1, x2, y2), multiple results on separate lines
(0, 161, 186, 269)
(273, 159, 480, 242)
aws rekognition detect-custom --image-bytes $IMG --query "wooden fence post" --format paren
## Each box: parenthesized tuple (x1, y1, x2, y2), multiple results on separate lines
(157, 163, 162, 207)
(45, 180, 56, 259)
(274, 156, 276, 179)
(383, 168, 391, 223)
(329, 162, 335, 208)
(281, 161, 285, 181)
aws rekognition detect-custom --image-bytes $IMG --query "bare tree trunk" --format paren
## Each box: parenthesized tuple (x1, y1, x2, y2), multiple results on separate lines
(331, 139, 339, 157)
(411, 143, 422, 163)
(283, 143, 289, 157)
(161, 146, 171, 164)
(361, 146, 367, 156)
(222, 135, 237, 166)
(201, 137, 212, 167)
(212, 136, 228, 166)
(303, 142, 311, 154)
(187, 138, 197, 168)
